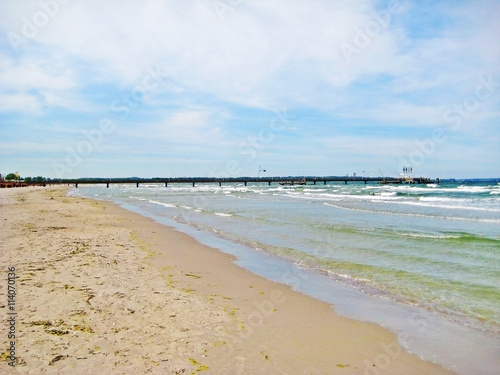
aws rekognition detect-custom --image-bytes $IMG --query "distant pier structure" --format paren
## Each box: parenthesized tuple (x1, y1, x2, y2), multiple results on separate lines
(47, 175, 439, 188)
(0, 181, 46, 188)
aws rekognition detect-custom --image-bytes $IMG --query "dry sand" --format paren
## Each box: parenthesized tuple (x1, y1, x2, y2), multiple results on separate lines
(0, 186, 456, 374)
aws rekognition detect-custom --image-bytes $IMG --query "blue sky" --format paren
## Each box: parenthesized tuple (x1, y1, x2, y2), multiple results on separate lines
(0, 0, 499, 179)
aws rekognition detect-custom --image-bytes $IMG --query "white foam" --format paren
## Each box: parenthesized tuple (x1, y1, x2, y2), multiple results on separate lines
(322, 202, 500, 223)
(148, 199, 176, 208)
(457, 185, 490, 193)
(396, 199, 500, 213)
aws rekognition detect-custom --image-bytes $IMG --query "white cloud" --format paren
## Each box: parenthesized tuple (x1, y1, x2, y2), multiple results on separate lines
(0, 140, 61, 154)
(0, 93, 41, 113)
(2, 0, 398, 109)
(342, 102, 448, 126)
(2, 0, 495, 117)
(0, 51, 83, 113)
(0, 53, 75, 91)
(119, 109, 228, 146)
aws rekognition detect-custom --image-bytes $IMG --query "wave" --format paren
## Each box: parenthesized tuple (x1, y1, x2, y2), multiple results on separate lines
(145, 197, 235, 218)
(457, 185, 493, 193)
(314, 222, 499, 245)
(148, 199, 176, 208)
(442, 231, 500, 245)
(364, 184, 499, 196)
(322, 202, 500, 223)
(393, 199, 500, 213)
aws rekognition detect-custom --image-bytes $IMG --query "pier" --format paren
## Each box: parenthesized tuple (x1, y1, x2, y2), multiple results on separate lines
(44, 175, 439, 188)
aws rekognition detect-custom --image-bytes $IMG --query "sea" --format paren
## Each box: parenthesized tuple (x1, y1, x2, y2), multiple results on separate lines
(70, 179, 500, 374)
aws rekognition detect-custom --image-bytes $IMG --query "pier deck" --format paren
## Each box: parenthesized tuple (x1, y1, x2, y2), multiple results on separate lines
(44, 176, 439, 188)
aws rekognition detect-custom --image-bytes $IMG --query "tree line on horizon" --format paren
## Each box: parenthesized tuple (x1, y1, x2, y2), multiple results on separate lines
(1, 173, 46, 183)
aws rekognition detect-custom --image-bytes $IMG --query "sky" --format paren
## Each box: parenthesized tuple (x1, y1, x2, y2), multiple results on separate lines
(0, 0, 499, 179)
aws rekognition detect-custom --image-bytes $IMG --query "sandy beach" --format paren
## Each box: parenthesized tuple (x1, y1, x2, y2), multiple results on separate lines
(0, 187, 455, 374)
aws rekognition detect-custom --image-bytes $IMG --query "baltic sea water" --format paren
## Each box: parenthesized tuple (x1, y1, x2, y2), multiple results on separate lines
(70, 179, 500, 374)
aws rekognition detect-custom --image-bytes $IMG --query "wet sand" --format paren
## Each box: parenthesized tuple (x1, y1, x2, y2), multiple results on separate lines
(0, 186, 455, 374)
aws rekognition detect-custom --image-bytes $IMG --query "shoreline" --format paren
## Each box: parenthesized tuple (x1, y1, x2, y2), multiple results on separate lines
(110, 191, 500, 375)
(0, 187, 455, 374)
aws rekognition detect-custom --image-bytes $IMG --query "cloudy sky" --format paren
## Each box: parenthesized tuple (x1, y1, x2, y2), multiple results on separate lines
(0, 0, 499, 179)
